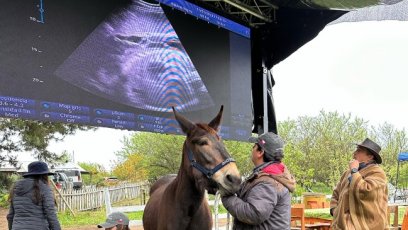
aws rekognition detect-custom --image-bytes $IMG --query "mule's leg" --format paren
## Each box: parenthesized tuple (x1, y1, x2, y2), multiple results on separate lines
(144, 175, 176, 230)
(143, 186, 169, 230)
(143, 200, 159, 230)
(188, 202, 213, 230)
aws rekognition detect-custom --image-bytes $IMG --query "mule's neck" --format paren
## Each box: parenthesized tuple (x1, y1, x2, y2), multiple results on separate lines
(172, 144, 206, 211)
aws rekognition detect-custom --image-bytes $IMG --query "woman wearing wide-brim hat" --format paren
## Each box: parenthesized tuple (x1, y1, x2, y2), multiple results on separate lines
(7, 161, 61, 230)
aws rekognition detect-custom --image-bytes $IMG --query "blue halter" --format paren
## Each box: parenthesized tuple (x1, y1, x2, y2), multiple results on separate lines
(187, 148, 235, 178)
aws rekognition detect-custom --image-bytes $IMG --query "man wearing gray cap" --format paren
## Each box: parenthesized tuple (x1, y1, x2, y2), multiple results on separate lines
(97, 212, 130, 230)
(330, 138, 388, 230)
(221, 132, 296, 230)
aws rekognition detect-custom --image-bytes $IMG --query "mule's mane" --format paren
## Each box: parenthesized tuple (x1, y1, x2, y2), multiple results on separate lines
(196, 123, 220, 140)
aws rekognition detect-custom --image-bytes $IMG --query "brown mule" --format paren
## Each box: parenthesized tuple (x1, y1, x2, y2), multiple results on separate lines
(142, 106, 241, 230)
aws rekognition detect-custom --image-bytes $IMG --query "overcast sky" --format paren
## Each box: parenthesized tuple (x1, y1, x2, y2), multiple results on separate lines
(19, 20, 408, 170)
(273, 21, 408, 129)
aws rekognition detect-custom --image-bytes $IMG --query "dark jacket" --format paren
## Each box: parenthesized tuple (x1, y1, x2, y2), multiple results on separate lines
(7, 178, 61, 230)
(222, 162, 296, 230)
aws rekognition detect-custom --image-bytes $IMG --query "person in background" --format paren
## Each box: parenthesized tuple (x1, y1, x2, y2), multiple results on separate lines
(7, 161, 61, 230)
(97, 212, 131, 230)
(221, 132, 296, 230)
(330, 138, 388, 229)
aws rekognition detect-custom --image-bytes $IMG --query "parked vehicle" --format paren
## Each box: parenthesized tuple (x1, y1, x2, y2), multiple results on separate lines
(388, 183, 407, 202)
(50, 172, 71, 190)
(56, 169, 82, 189)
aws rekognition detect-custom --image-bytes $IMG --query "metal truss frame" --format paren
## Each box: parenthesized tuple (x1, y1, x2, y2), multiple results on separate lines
(201, 0, 277, 27)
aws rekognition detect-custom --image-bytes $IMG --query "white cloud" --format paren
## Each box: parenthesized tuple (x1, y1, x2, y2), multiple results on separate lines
(47, 128, 134, 170)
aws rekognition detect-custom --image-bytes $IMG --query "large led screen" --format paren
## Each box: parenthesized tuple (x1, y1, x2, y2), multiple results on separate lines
(0, 0, 252, 141)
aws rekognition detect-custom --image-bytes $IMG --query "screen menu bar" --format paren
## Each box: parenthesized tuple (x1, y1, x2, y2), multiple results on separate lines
(0, 96, 250, 140)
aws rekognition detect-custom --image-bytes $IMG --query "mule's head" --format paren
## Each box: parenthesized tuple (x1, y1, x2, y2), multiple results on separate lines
(173, 106, 241, 195)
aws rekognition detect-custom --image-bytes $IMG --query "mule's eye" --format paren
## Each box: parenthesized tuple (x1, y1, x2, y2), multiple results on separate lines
(197, 140, 208, 146)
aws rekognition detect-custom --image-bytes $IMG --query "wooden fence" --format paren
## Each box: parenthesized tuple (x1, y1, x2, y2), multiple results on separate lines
(55, 183, 149, 212)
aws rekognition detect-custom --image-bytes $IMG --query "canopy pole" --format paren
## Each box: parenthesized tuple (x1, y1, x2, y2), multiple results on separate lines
(262, 61, 268, 134)
(395, 159, 401, 201)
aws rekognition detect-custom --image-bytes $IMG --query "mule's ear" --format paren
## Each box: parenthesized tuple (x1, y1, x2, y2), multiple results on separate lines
(208, 105, 223, 132)
(173, 107, 195, 134)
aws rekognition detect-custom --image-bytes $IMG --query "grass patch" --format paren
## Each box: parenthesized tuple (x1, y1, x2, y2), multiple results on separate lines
(111, 197, 147, 207)
(304, 206, 407, 225)
(59, 209, 144, 227)
(58, 209, 107, 227)
(305, 208, 332, 219)
(211, 204, 228, 214)
(309, 183, 332, 195)
(58, 205, 408, 227)
(59, 198, 227, 227)
(127, 210, 144, 220)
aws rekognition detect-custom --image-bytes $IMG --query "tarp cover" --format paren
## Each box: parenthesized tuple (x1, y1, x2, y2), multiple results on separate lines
(398, 152, 408, 161)
(331, 0, 408, 24)
(264, 0, 406, 10)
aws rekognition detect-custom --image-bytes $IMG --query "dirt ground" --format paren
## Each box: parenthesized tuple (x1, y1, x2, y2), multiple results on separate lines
(1, 207, 8, 230)
(64, 225, 144, 230)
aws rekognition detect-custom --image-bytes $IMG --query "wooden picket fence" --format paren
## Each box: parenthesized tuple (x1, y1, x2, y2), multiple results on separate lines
(54, 183, 149, 212)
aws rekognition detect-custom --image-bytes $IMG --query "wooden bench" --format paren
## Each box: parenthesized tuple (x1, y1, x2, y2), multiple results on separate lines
(388, 204, 399, 230)
(291, 204, 332, 230)
(305, 223, 331, 230)
(305, 217, 332, 230)
(291, 204, 306, 230)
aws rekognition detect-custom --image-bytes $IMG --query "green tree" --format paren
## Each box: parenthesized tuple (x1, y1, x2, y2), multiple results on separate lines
(78, 162, 109, 186)
(113, 110, 408, 194)
(278, 111, 408, 191)
(278, 111, 369, 188)
(223, 140, 253, 177)
(370, 123, 408, 186)
(115, 132, 253, 181)
(112, 154, 148, 182)
(0, 118, 92, 166)
(116, 132, 184, 181)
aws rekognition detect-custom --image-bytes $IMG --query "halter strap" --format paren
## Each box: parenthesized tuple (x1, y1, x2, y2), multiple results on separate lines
(187, 148, 235, 178)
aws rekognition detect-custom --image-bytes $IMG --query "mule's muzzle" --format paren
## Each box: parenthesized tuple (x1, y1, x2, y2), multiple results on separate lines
(226, 174, 241, 190)
(220, 174, 241, 195)
(207, 178, 219, 195)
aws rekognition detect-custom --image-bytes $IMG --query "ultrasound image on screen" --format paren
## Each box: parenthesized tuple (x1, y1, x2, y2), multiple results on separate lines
(0, 0, 252, 141)
(55, 0, 213, 112)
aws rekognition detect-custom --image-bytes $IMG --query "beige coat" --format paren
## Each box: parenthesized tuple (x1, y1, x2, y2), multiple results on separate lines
(330, 164, 388, 230)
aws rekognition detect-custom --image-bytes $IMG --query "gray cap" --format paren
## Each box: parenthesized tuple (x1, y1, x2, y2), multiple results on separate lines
(97, 212, 130, 228)
(249, 132, 284, 157)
